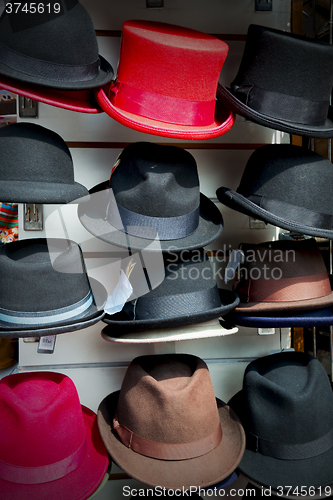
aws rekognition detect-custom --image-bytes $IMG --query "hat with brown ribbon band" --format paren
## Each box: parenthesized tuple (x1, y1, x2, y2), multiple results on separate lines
(233, 238, 333, 314)
(97, 354, 245, 489)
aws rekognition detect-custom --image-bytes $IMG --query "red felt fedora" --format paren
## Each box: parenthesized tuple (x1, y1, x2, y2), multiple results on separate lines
(0, 74, 102, 113)
(0, 371, 109, 500)
(95, 20, 235, 139)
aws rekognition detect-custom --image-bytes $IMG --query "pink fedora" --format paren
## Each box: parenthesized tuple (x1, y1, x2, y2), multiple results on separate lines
(95, 20, 235, 139)
(0, 371, 109, 500)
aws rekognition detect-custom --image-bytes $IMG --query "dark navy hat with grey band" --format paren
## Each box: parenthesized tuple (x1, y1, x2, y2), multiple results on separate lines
(0, 238, 107, 337)
(78, 142, 223, 253)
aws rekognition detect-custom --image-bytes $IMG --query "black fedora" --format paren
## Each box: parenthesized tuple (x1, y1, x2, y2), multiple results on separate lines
(0, 238, 107, 337)
(228, 351, 333, 492)
(101, 248, 240, 339)
(217, 144, 333, 239)
(217, 24, 333, 138)
(78, 142, 223, 253)
(0, 122, 89, 204)
(0, 0, 113, 89)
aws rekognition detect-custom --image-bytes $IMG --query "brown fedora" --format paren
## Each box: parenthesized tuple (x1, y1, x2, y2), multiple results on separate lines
(97, 354, 245, 489)
(234, 238, 333, 313)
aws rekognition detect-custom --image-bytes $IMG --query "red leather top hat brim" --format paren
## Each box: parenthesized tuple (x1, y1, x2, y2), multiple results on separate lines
(0, 75, 103, 113)
(95, 86, 235, 140)
(217, 84, 333, 139)
(0, 405, 109, 500)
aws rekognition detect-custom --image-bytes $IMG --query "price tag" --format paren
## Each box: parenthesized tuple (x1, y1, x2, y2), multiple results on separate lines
(37, 335, 56, 353)
(258, 328, 276, 336)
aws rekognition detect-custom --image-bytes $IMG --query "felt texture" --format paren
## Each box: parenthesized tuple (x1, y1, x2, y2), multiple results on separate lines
(0, 371, 109, 500)
(98, 354, 245, 489)
(216, 144, 333, 239)
(102, 249, 239, 332)
(217, 24, 333, 137)
(228, 352, 333, 490)
(0, 123, 89, 203)
(0, 238, 107, 337)
(0, 0, 113, 89)
(78, 142, 223, 252)
(233, 238, 333, 313)
(118, 20, 228, 101)
(95, 20, 235, 139)
(0, 75, 102, 113)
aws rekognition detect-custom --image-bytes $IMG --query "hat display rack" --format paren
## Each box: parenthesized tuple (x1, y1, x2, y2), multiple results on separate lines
(0, 0, 333, 497)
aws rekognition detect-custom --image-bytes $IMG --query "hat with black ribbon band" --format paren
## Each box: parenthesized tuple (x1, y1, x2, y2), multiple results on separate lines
(217, 24, 333, 137)
(228, 351, 333, 491)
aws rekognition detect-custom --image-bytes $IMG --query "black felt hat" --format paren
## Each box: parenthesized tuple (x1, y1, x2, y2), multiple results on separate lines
(217, 144, 333, 239)
(0, 238, 107, 337)
(0, 122, 89, 203)
(101, 249, 239, 338)
(0, 0, 113, 89)
(78, 142, 223, 253)
(228, 351, 333, 492)
(217, 24, 333, 138)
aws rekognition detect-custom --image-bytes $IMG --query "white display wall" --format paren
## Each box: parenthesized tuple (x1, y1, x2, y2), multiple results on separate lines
(8, 0, 293, 497)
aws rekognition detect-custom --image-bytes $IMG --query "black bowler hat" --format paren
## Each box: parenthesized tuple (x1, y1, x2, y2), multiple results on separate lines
(217, 24, 333, 138)
(0, 238, 107, 337)
(101, 249, 239, 340)
(78, 142, 223, 253)
(0, 0, 113, 89)
(0, 122, 89, 203)
(229, 351, 333, 492)
(217, 144, 333, 240)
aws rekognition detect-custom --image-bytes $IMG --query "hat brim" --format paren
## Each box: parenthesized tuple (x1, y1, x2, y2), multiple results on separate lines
(217, 84, 333, 139)
(102, 289, 240, 331)
(0, 75, 102, 113)
(78, 184, 223, 253)
(0, 55, 113, 90)
(226, 306, 333, 328)
(0, 405, 110, 500)
(216, 186, 333, 240)
(0, 277, 107, 338)
(94, 86, 235, 140)
(97, 391, 245, 489)
(0, 179, 89, 204)
(228, 390, 333, 491)
(101, 317, 238, 344)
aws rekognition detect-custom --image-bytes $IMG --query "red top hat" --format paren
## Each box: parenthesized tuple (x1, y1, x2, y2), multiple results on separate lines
(0, 371, 109, 500)
(95, 20, 235, 139)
